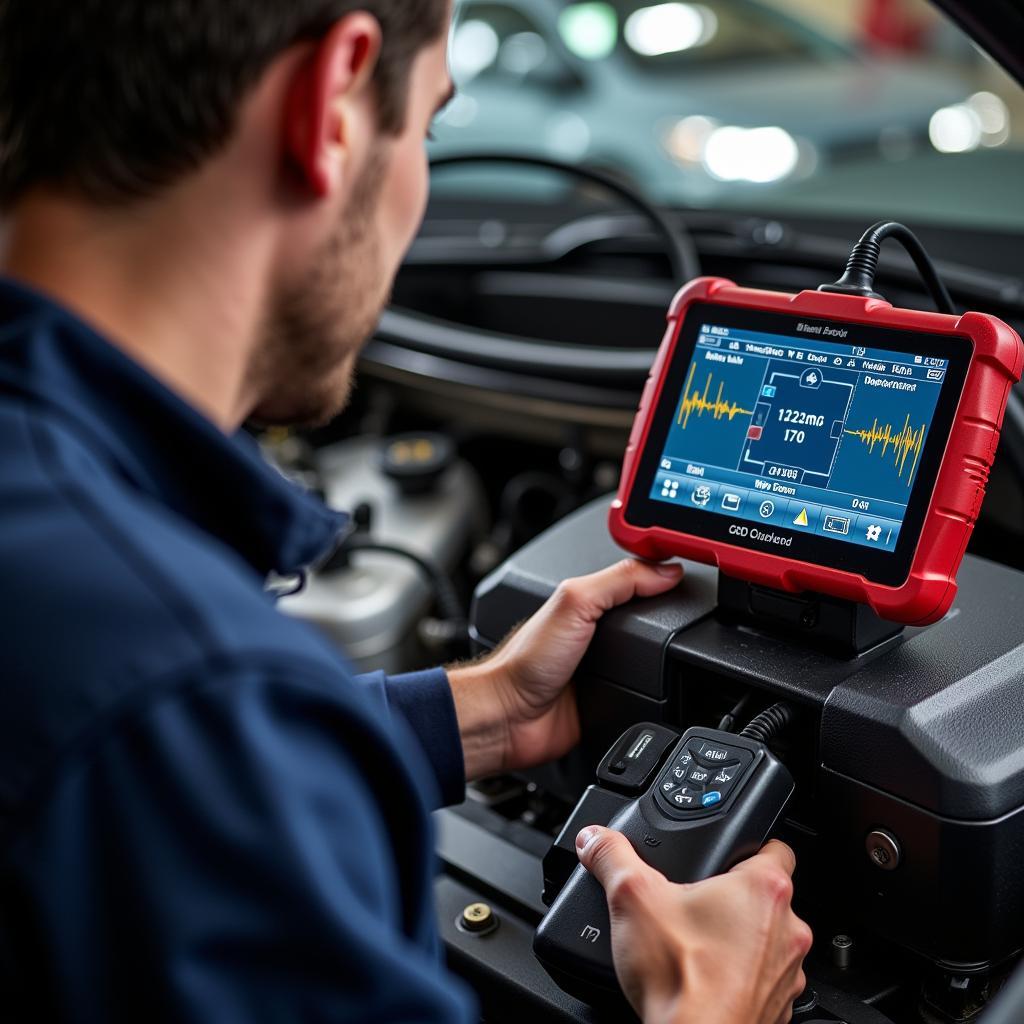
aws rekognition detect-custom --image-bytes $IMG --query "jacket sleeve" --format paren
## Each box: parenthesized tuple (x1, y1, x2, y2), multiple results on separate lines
(354, 668, 466, 808)
(2, 663, 476, 1024)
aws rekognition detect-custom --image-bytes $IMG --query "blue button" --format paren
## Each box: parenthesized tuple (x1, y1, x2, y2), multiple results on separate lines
(854, 514, 901, 552)
(701, 791, 723, 808)
(784, 500, 822, 532)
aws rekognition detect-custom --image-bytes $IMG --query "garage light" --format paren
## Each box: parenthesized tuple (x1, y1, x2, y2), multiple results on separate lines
(451, 19, 500, 84)
(624, 3, 717, 57)
(968, 91, 1010, 147)
(928, 103, 982, 154)
(663, 114, 718, 165)
(500, 31, 549, 77)
(558, 3, 617, 61)
(702, 125, 800, 183)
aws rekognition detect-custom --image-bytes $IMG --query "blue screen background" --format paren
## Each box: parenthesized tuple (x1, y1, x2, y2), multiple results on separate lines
(651, 323, 948, 552)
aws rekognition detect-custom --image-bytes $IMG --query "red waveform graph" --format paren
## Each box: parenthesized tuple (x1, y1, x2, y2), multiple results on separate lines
(843, 414, 926, 486)
(677, 364, 754, 429)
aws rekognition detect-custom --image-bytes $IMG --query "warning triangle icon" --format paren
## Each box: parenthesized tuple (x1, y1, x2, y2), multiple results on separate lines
(793, 508, 809, 527)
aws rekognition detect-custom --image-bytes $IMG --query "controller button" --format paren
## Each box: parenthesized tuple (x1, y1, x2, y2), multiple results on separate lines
(685, 767, 711, 786)
(701, 791, 723, 808)
(700, 745, 733, 763)
(671, 789, 697, 807)
(690, 744, 740, 769)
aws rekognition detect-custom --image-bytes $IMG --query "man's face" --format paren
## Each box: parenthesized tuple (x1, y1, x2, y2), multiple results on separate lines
(251, 27, 453, 427)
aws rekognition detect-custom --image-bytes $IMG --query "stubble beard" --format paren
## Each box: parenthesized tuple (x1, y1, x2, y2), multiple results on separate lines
(248, 148, 391, 428)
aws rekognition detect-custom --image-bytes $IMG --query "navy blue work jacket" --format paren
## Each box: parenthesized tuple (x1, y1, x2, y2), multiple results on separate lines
(0, 277, 476, 1022)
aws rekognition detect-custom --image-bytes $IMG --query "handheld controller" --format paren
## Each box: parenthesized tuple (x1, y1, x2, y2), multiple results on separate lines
(533, 724, 794, 1002)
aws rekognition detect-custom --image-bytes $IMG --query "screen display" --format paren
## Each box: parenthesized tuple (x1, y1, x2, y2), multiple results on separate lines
(625, 302, 972, 586)
(652, 322, 947, 551)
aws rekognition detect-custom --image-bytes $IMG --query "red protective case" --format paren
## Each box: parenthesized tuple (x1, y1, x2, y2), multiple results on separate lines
(609, 277, 1024, 625)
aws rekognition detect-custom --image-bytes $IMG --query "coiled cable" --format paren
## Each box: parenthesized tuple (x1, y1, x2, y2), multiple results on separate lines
(740, 702, 794, 744)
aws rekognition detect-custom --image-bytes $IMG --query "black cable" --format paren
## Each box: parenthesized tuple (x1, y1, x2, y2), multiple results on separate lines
(740, 702, 794, 744)
(340, 538, 466, 626)
(717, 693, 752, 733)
(819, 220, 955, 314)
(429, 152, 701, 284)
(821, 220, 1024, 496)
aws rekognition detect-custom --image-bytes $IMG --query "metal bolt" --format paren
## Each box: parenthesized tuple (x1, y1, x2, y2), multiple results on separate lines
(831, 933, 854, 970)
(459, 902, 497, 934)
(866, 829, 902, 871)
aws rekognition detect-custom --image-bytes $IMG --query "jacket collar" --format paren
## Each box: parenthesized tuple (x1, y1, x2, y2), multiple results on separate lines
(0, 276, 347, 578)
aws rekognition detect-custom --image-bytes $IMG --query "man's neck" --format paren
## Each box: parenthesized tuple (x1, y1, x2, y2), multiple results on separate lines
(1, 189, 273, 432)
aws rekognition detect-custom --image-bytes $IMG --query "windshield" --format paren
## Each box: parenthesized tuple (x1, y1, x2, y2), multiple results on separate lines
(430, 0, 1024, 231)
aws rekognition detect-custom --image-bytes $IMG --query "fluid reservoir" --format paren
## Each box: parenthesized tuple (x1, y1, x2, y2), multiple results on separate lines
(281, 435, 486, 673)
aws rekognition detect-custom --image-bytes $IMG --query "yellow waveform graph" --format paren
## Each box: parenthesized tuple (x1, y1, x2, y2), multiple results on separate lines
(677, 364, 754, 429)
(843, 413, 926, 487)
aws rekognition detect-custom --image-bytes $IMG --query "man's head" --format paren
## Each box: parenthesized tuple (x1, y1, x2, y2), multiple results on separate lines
(0, 0, 454, 426)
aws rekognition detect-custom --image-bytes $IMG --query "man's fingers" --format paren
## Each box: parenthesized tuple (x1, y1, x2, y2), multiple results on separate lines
(730, 839, 797, 879)
(559, 559, 683, 618)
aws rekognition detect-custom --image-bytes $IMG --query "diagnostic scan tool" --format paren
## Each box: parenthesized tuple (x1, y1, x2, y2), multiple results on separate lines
(611, 276, 1023, 623)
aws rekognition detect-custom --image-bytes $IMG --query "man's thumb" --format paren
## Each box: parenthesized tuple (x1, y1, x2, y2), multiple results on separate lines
(576, 826, 644, 891)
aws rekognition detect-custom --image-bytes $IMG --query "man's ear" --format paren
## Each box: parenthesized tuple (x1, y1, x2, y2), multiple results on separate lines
(285, 13, 382, 198)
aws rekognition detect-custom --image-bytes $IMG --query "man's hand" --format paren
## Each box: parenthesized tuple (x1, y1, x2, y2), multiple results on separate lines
(448, 559, 683, 779)
(577, 829, 812, 1024)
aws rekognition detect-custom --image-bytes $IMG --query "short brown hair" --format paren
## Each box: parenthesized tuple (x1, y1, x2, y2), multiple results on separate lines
(0, 0, 448, 208)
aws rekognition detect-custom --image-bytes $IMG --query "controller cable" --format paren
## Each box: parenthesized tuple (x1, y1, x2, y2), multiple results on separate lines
(739, 702, 794, 745)
(820, 220, 1024, 491)
(819, 220, 954, 313)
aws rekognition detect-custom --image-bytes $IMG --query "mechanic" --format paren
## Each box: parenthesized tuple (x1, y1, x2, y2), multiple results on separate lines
(0, 1, 811, 1021)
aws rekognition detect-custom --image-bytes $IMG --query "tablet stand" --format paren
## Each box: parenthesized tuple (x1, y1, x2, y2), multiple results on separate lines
(716, 573, 905, 658)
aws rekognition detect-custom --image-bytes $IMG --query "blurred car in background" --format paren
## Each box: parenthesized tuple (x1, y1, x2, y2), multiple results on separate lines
(430, 0, 1013, 218)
